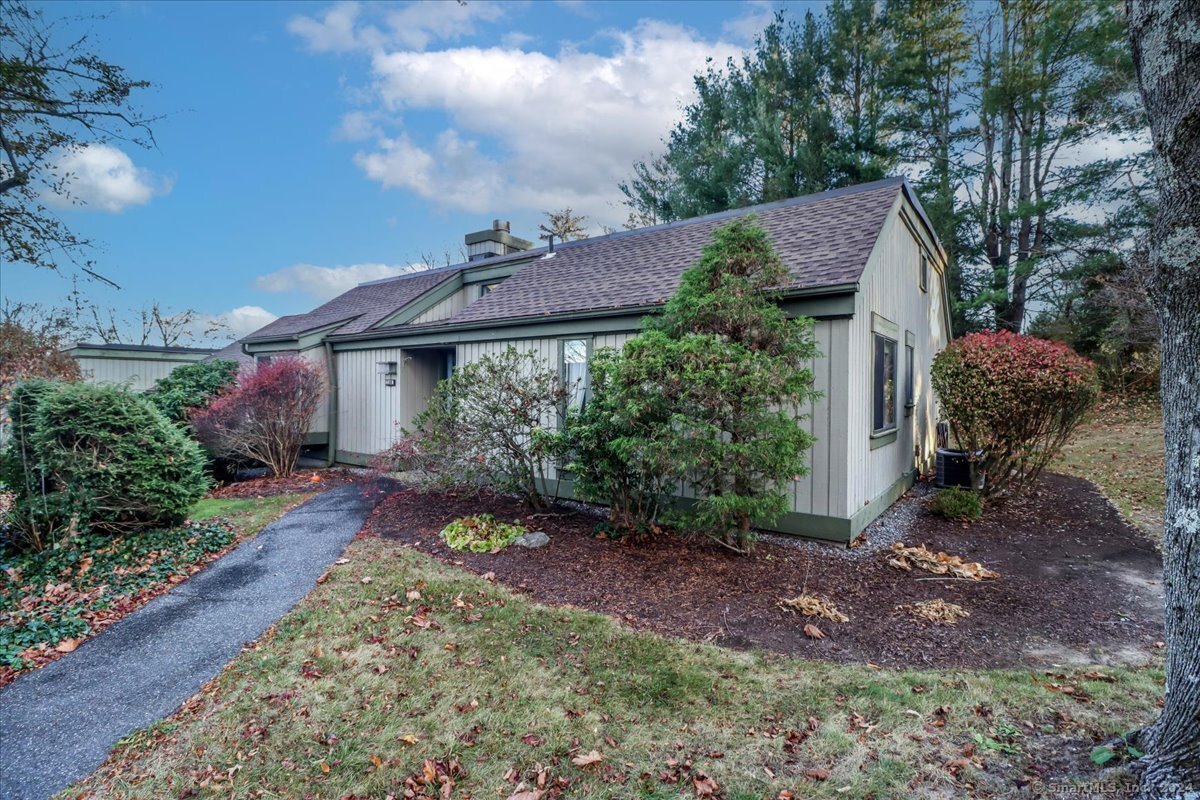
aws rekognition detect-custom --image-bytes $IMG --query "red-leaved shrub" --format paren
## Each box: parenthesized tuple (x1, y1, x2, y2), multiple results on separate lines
(192, 356, 323, 477)
(931, 330, 1099, 499)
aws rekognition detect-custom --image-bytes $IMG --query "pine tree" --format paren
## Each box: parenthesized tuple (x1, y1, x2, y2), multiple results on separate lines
(634, 217, 820, 551)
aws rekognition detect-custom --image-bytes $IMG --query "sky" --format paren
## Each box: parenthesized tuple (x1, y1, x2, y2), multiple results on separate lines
(3, 0, 790, 344)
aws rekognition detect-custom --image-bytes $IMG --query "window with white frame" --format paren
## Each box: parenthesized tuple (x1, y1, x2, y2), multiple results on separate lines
(561, 338, 589, 411)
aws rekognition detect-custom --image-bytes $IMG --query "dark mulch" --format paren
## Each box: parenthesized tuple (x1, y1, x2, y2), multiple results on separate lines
(363, 473, 1164, 669)
(208, 468, 362, 499)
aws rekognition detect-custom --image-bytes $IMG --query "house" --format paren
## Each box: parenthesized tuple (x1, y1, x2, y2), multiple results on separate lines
(65, 343, 216, 393)
(233, 178, 951, 543)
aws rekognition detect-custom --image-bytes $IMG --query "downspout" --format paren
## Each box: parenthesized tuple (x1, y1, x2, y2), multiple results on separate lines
(323, 340, 339, 467)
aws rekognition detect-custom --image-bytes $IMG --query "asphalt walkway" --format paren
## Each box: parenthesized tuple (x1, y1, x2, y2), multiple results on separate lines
(0, 482, 391, 800)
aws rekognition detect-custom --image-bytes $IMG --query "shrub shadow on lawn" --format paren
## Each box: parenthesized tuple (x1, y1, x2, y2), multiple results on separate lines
(364, 473, 1163, 670)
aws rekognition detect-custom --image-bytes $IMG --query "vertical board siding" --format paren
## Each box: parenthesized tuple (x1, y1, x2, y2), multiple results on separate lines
(410, 288, 471, 324)
(336, 347, 404, 455)
(301, 347, 329, 434)
(845, 199, 948, 512)
(75, 357, 191, 393)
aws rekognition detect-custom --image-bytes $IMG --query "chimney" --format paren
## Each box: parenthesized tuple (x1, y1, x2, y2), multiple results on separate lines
(464, 219, 533, 261)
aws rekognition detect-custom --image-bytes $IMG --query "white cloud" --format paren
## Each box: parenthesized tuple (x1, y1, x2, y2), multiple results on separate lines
(253, 262, 419, 300)
(336, 19, 739, 226)
(289, 0, 508, 53)
(213, 305, 279, 338)
(46, 144, 171, 213)
(336, 110, 383, 141)
(722, 0, 776, 44)
(287, 1, 369, 53)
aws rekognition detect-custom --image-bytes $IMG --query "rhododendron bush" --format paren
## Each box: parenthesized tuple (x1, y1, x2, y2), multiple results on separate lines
(192, 357, 323, 478)
(931, 331, 1099, 498)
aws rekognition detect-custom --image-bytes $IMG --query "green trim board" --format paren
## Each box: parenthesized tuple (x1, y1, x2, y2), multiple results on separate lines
(534, 475, 854, 543)
(332, 313, 647, 351)
(533, 468, 917, 545)
(460, 261, 528, 284)
(330, 291, 858, 352)
(334, 449, 374, 467)
(303, 431, 329, 446)
(377, 274, 465, 327)
(243, 320, 348, 350)
(870, 430, 897, 450)
(848, 468, 916, 536)
(67, 348, 211, 363)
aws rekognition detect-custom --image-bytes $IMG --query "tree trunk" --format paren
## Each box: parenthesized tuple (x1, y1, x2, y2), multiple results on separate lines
(1127, 0, 1200, 794)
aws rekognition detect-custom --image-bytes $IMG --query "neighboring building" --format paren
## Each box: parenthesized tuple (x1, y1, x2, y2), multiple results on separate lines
(232, 178, 952, 543)
(65, 343, 216, 393)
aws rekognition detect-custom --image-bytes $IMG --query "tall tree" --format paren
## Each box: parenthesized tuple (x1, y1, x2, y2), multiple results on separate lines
(885, 0, 972, 333)
(1126, 0, 1200, 794)
(620, 10, 881, 222)
(825, 0, 899, 184)
(966, 0, 1140, 332)
(0, 0, 156, 279)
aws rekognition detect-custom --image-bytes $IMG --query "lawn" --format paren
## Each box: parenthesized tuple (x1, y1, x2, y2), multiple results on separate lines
(1054, 396, 1165, 543)
(0, 492, 306, 684)
(69, 536, 1163, 799)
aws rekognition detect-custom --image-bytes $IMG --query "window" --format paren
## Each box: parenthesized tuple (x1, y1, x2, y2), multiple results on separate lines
(561, 339, 589, 411)
(872, 333, 897, 434)
(256, 355, 272, 365)
(919, 251, 929, 292)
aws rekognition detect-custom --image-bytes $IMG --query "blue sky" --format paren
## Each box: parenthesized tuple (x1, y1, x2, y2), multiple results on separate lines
(5, 0, 791, 343)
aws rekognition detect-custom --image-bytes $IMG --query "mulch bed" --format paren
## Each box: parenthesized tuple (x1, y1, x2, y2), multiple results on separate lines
(208, 468, 362, 499)
(363, 473, 1164, 669)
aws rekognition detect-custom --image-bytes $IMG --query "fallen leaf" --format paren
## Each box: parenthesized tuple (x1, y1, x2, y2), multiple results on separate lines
(806, 768, 831, 781)
(571, 750, 603, 768)
(360, 576, 373, 584)
(803, 623, 826, 640)
(778, 594, 849, 623)
(55, 638, 79, 653)
(399, 734, 419, 745)
(693, 771, 719, 796)
(507, 790, 545, 800)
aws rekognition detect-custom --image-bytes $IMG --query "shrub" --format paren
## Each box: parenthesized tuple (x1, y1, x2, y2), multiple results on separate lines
(564, 346, 678, 538)
(144, 359, 239, 424)
(390, 347, 568, 511)
(931, 330, 1100, 499)
(614, 216, 820, 552)
(1, 382, 209, 548)
(192, 356, 323, 477)
(439, 514, 527, 553)
(929, 487, 982, 522)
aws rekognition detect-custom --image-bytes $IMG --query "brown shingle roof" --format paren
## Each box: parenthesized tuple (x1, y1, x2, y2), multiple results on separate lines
(243, 266, 465, 342)
(443, 178, 903, 326)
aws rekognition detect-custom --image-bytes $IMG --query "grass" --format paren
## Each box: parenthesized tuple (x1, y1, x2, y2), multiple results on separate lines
(1055, 395, 1164, 543)
(0, 493, 306, 680)
(68, 537, 1163, 799)
(190, 494, 309, 533)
